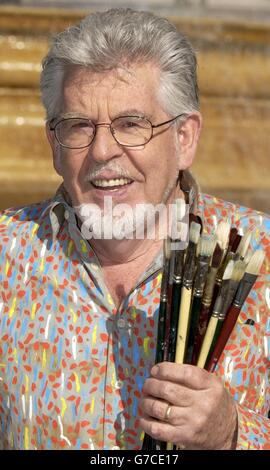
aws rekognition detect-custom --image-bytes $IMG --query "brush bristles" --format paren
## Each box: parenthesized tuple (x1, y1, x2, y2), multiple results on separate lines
(222, 260, 234, 280)
(246, 250, 265, 275)
(197, 234, 217, 258)
(216, 221, 231, 252)
(189, 221, 201, 245)
(236, 230, 252, 259)
(231, 260, 246, 283)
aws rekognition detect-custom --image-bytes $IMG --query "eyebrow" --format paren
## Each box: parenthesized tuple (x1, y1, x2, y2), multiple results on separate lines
(57, 109, 154, 121)
(113, 109, 153, 120)
(57, 112, 88, 120)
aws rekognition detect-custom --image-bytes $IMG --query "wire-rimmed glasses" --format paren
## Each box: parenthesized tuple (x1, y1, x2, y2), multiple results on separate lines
(49, 113, 186, 149)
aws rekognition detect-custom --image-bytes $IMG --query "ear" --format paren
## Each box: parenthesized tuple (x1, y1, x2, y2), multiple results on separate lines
(176, 112, 202, 170)
(45, 122, 63, 176)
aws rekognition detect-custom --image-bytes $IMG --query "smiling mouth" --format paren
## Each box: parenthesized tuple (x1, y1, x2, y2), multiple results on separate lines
(91, 178, 134, 190)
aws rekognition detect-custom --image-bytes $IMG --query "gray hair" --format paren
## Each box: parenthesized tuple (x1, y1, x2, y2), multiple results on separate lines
(41, 8, 199, 121)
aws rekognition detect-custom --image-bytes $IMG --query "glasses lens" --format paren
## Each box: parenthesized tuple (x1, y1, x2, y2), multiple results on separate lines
(112, 116, 151, 146)
(55, 118, 95, 148)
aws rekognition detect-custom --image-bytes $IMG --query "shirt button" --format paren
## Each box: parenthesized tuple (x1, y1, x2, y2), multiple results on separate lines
(117, 318, 126, 329)
(64, 210, 69, 220)
(115, 380, 123, 390)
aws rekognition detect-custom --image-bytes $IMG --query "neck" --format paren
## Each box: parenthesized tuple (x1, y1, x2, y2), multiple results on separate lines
(91, 236, 163, 266)
(90, 187, 185, 266)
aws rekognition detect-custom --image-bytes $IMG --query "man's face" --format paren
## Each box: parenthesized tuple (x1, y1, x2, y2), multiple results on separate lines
(47, 63, 198, 211)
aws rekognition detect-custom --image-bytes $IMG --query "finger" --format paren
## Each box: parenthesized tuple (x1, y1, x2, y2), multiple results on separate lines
(141, 397, 187, 425)
(150, 362, 213, 390)
(140, 416, 188, 446)
(142, 378, 194, 407)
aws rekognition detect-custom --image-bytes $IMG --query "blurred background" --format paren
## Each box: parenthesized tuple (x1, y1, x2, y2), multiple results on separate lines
(0, 0, 269, 212)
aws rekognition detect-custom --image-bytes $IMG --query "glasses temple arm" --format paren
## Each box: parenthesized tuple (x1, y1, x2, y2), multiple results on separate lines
(152, 113, 186, 129)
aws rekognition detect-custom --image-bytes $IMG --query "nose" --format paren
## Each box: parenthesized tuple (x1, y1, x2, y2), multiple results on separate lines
(89, 123, 122, 163)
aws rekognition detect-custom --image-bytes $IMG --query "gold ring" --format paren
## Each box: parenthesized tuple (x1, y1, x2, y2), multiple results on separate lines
(164, 404, 172, 421)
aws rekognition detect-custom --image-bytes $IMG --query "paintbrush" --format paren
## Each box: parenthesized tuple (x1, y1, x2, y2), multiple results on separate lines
(234, 229, 252, 261)
(155, 238, 171, 363)
(174, 221, 201, 364)
(197, 260, 234, 369)
(218, 259, 246, 320)
(191, 242, 223, 364)
(215, 227, 251, 285)
(211, 228, 252, 313)
(204, 260, 245, 368)
(216, 220, 231, 262)
(164, 199, 187, 362)
(168, 222, 186, 362)
(207, 250, 265, 372)
(142, 238, 171, 451)
(166, 219, 200, 452)
(209, 221, 231, 305)
(185, 234, 216, 364)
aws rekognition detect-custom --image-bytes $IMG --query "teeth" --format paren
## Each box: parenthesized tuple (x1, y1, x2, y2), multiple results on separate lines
(92, 178, 132, 188)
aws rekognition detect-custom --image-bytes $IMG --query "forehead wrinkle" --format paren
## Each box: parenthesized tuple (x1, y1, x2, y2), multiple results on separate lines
(61, 63, 165, 122)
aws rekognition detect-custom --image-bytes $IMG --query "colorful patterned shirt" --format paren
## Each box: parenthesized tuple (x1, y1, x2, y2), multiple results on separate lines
(0, 189, 269, 450)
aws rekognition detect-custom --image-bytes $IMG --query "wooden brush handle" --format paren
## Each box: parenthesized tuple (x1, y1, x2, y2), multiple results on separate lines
(175, 287, 192, 364)
(155, 301, 167, 364)
(207, 305, 240, 371)
(197, 315, 218, 369)
(205, 318, 224, 369)
(168, 283, 182, 362)
(185, 296, 202, 364)
(191, 304, 211, 364)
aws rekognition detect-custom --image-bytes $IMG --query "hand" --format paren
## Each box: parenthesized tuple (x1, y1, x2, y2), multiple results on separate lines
(140, 362, 238, 450)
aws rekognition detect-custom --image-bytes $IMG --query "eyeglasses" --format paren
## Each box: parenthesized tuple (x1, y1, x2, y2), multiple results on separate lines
(49, 113, 186, 149)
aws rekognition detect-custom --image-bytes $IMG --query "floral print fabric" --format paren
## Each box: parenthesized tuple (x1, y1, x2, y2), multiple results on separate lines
(0, 190, 269, 450)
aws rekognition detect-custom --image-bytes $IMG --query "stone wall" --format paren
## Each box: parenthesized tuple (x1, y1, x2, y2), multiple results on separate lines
(0, 6, 269, 212)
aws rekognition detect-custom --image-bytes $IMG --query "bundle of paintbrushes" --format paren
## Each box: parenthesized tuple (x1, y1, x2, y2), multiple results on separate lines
(142, 207, 265, 451)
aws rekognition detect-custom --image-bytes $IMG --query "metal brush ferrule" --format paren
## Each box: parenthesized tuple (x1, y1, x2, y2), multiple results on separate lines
(160, 293, 168, 302)
(182, 242, 197, 287)
(183, 278, 193, 289)
(193, 287, 204, 297)
(212, 296, 223, 318)
(219, 279, 231, 302)
(173, 249, 185, 277)
(172, 274, 182, 284)
(216, 279, 231, 319)
(193, 255, 210, 293)
(233, 273, 255, 308)
(202, 267, 218, 306)
(220, 279, 239, 317)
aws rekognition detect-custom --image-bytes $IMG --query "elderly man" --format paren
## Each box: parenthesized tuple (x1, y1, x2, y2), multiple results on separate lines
(0, 8, 269, 450)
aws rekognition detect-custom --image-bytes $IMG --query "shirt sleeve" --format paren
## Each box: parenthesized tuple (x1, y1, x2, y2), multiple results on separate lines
(236, 403, 270, 450)
(216, 274, 270, 451)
